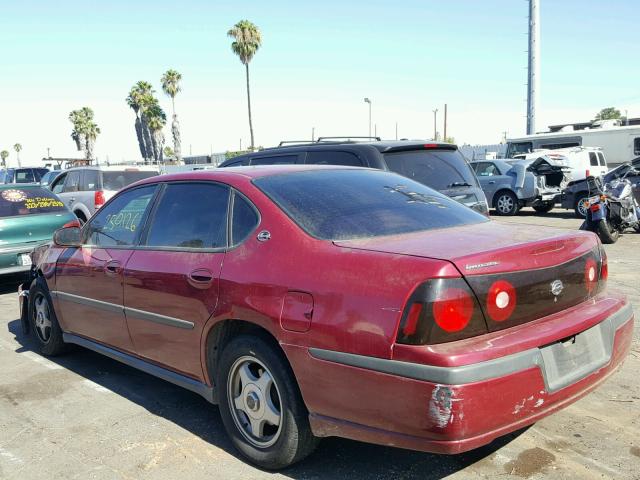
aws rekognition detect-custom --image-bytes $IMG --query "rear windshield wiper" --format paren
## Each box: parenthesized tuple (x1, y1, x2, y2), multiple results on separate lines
(447, 181, 472, 188)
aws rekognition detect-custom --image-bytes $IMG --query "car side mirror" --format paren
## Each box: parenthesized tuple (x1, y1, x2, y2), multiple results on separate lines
(53, 226, 81, 247)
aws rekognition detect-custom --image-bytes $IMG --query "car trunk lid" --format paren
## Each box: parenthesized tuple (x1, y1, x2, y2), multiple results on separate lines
(335, 222, 604, 332)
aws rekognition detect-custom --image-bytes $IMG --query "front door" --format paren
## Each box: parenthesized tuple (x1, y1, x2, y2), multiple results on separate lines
(123, 182, 230, 379)
(54, 184, 157, 352)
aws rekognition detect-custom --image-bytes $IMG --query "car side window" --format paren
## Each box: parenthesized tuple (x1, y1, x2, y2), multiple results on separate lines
(231, 192, 259, 246)
(82, 169, 100, 191)
(250, 155, 298, 165)
(597, 153, 606, 166)
(51, 173, 67, 194)
(474, 163, 497, 176)
(15, 170, 35, 183)
(306, 151, 365, 166)
(224, 160, 245, 167)
(588, 152, 598, 167)
(145, 183, 230, 249)
(63, 171, 81, 192)
(84, 185, 156, 247)
(634, 138, 640, 156)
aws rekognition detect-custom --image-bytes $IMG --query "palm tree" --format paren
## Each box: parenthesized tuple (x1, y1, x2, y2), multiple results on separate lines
(147, 106, 167, 164)
(127, 81, 154, 163)
(13, 143, 22, 167)
(227, 20, 262, 150)
(161, 69, 183, 164)
(0, 150, 8, 168)
(69, 107, 100, 160)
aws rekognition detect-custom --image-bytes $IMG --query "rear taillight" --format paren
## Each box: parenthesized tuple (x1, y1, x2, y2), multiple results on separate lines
(599, 247, 608, 290)
(584, 257, 598, 294)
(486, 280, 516, 322)
(94, 190, 106, 209)
(586, 169, 590, 178)
(396, 278, 487, 345)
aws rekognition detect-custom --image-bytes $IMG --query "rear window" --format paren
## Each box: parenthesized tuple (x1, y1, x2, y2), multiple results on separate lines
(254, 169, 487, 241)
(0, 187, 67, 218)
(102, 171, 158, 191)
(383, 149, 479, 191)
(589, 152, 599, 166)
(597, 152, 606, 166)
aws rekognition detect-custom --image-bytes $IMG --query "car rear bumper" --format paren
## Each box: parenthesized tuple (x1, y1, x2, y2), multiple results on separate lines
(285, 295, 633, 454)
(0, 245, 33, 275)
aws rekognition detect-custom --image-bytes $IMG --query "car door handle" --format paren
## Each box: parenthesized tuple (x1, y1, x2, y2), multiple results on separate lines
(188, 268, 214, 289)
(68, 197, 76, 202)
(105, 260, 122, 275)
(488, 181, 495, 184)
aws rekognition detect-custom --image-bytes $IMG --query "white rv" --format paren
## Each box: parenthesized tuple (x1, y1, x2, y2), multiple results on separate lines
(506, 120, 640, 167)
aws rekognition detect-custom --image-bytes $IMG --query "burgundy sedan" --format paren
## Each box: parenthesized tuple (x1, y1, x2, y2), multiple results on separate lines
(19, 166, 633, 469)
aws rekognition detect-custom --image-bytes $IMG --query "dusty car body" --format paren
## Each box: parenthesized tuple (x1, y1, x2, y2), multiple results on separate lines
(472, 158, 571, 215)
(18, 166, 633, 469)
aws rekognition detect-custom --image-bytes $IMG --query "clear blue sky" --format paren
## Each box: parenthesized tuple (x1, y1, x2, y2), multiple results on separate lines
(1, 0, 638, 163)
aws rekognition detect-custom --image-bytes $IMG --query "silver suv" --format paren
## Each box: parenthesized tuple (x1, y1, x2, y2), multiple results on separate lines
(50, 166, 159, 223)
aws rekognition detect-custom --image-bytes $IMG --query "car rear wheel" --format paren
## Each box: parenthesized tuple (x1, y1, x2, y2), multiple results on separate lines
(29, 278, 67, 356)
(494, 191, 519, 216)
(532, 201, 554, 213)
(218, 335, 318, 470)
(574, 194, 589, 218)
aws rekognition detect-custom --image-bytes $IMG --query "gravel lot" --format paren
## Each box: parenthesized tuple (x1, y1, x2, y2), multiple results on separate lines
(1, 208, 639, 480)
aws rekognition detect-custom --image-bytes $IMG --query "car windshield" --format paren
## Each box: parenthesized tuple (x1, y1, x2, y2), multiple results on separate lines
(0, 187, 67, 218)
(102, 171, 158, 191)
(383, 149, 479, 190)
(254, 169, 487, 241)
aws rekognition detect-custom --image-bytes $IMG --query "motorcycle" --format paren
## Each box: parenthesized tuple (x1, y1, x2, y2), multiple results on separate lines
(580, 165, 640, 244)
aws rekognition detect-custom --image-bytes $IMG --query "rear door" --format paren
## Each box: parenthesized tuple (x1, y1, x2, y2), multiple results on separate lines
(54, 184, 157, 352)
(472, 162, 502, 201)
(122, 181, 230, 378)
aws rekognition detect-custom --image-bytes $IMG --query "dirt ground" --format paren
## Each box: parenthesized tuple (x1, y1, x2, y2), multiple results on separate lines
(1, 208, 639, 479)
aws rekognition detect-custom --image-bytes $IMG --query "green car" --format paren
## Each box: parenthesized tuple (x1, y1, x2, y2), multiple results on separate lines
(0, 184, 76, 276)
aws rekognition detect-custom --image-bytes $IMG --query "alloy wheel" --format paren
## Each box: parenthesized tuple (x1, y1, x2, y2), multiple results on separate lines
(577, 197, 588, 217)
(227, 355, 283, 448)
(33, 293, 52, 343)
(496, 194, 515, 214)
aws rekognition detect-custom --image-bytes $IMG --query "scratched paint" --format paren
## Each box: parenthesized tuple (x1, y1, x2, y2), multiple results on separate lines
(428, 385, 454, 428)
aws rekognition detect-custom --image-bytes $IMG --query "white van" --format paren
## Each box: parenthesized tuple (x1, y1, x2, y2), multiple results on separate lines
(516, 146, 608, 182)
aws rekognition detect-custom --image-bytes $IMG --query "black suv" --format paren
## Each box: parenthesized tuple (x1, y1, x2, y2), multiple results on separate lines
(0, 167, 49, 184)
(219, 139, 489, 214)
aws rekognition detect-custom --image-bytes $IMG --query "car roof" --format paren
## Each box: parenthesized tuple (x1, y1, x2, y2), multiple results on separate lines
(62, 165, 160, 172)
(223, 140, 457, 163)
(132, 164, 373, 185)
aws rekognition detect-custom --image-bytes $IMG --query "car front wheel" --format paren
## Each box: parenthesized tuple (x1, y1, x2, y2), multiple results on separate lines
(29, 278, 67, 356)
(217, 334, 318, 470)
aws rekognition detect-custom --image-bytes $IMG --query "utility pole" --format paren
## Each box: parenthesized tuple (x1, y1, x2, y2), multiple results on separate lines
(374, 124, 377, 138)
(364, 98, 372, 138)
(47, 147, 50, 158)
(443, 104, 448, 142)
(501, 131, 509, 144)
(312, 127, 315, 141)
(432, 109, 439, 140)
(395, 122, 398, 140)
(189, 144, 192, 156)
(240, 138, 242, 151)
(526, 0, 540, 135)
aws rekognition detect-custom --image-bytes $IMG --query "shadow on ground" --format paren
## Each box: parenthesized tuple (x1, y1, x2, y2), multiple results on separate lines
(491, 208, 577, 220)
(6, 318, 525, 479)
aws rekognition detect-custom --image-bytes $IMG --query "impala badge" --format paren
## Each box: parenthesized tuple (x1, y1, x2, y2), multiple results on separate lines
(550, 279, 564, 301)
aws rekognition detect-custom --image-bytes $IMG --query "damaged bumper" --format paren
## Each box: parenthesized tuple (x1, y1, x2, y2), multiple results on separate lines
(289, 296, 633, 454)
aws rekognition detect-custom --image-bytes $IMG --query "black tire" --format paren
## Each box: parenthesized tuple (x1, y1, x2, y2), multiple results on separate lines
(573, 193, 589, 219)
(596, 219, 619, 244)
(217, 334, 318, 469)
(532, 201, 554, 214)
(493, 191, 520, 216)
(28, 277, 67, 356)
